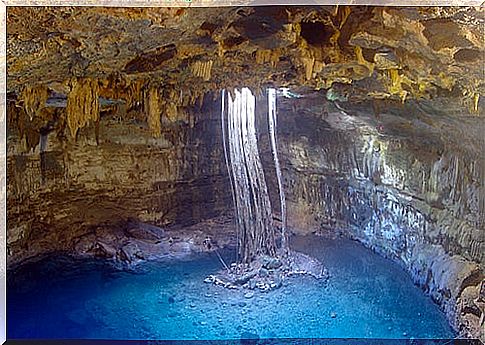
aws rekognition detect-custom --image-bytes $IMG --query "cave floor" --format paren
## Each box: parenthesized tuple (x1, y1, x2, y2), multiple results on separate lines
(7, 235, 454, 340)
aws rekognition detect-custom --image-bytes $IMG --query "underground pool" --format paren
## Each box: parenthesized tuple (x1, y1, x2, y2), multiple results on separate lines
(7, 235, 454, 340)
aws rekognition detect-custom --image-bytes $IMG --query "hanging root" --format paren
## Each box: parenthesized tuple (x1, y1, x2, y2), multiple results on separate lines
(20, 84, 49, 120)
(145, 86, 161, 138)
(66, 78, 100, 138)
(208, 87, 328, 293)
(215, 249, 231, 273)
(164, 89, 179, 123)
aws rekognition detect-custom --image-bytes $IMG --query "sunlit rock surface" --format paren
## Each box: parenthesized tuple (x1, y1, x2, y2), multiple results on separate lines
(5, 5, 484, 341)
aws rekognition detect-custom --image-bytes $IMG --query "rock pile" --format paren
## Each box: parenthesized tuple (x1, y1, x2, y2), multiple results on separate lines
(204, 251, 328, 292)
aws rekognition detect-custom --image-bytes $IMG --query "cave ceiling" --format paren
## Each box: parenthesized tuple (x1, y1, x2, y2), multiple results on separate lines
(7, 6, 485, 101)
(6, 6, 484, 122)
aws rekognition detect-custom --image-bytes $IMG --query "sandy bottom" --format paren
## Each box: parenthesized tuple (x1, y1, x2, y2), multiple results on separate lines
(7, 235, 454, 340)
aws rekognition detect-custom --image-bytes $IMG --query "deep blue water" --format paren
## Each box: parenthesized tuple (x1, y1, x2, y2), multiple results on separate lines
(7, 236, 454, 340)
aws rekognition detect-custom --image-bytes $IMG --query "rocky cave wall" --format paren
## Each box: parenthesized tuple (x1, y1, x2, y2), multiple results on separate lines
(273, 95, 484, 338)
(6, 86, 484, 338)
(6, 94, 232, 268)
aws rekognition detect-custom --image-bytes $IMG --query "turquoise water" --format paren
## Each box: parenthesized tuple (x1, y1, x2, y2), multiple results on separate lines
(7, 236, 454, 340)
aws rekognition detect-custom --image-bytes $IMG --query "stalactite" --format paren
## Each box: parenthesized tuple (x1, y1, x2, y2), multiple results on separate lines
(66, 78, 100, 138)
(473, 93, 480, 113)
(98, 74, 126, 101)
(302, 56, 315, 81)
(162, 89, 181, 123)
(313, 60, 324, 74)
(335, 5, 351, 29)
(190, 90, 198, 105)
(165, 103, 178, 123)
(255, 49, 280, 67)
(98, 76, 145, 111)
(256, 50, 271, 64)
(388, 69, 408, 103)
(126, 79, 145, 109)
(20, 84, 49, 120)
(198, 91, 206, 109)
(145, 86, 161, 138)
(190, 60, 213, 81)
(354, 46, 374, 77)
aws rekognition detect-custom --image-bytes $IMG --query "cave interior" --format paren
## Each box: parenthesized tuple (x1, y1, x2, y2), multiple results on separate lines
(5, 5, 485, 342)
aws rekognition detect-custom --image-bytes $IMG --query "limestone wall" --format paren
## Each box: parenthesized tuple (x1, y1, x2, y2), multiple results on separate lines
(6, 97, 232, 268)
(277, 101, 484, 339)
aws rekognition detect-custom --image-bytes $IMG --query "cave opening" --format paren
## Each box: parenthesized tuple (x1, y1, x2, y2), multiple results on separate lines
(4, 4, 484, 344)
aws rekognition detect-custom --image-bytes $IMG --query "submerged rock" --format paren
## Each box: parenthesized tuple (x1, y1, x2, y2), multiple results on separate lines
(244, 292, 255, 299)
(261, 255, 282, 270)
(206, 250, 328, 295)
(126, 224, 164, 241)
(235, 271, 258, 285)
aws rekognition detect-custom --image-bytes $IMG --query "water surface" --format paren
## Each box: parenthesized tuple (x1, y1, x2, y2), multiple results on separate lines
(7, 236, 454, 340)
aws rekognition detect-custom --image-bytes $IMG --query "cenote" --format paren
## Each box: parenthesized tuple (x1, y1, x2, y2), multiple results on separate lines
(8, 236, 454, 340)
(5, 4, 484, 345)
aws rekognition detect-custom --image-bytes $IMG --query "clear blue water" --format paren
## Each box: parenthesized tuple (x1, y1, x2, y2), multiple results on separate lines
(7, 236, 454, 340)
